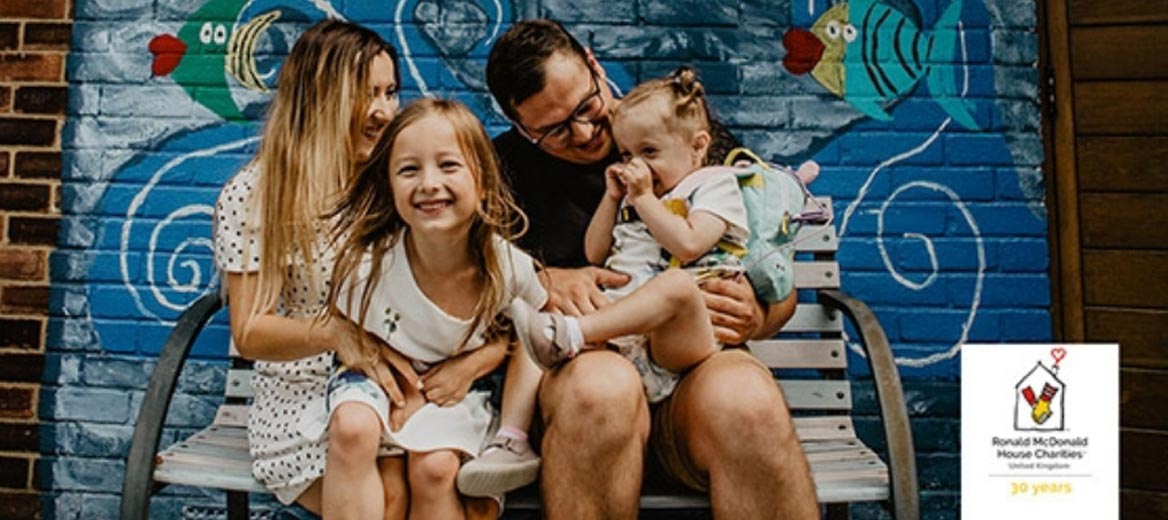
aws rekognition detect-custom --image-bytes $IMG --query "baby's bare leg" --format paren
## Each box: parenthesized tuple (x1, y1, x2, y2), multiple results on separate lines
(578, 269, 718, 372)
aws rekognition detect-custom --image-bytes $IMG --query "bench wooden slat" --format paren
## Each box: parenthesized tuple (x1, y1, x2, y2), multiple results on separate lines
(162, 439, 253, 463)
(188, 430, 249, 449)
(815, 472, 891, 503)
(749, 339, 846, 369)
(813, 465, 889, 483)
(154, 459, 267, 494)
(203, 424, 248, 438)
(792, 416, 856, 441)
(224, 368, 253, 399)
(214, 404, 251, 427)
(778, 380, 852, 410)
(805, 449, 881, 467)
(781, 303, 843, 333)
(799, 440, 865, 455)
(794, 261, 841, 289)
(793, 223, 839, 253)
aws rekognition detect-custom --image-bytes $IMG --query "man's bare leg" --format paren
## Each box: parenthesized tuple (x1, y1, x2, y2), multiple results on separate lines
(538, 350, 649, 520)
(668, 349, 818, 519)
(464, 497, 501, 519)
(377, 457, 408, 520)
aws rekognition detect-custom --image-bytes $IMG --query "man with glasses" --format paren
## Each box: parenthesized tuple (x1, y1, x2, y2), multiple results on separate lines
(484, 19, 818, 519)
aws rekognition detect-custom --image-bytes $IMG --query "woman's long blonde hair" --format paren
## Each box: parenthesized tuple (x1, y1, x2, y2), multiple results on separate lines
(328, 98, 527, 364)
(242, 20, 398, 335)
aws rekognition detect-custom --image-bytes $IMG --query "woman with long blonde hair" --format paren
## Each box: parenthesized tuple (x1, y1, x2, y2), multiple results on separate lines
(212, 20, 506, 518)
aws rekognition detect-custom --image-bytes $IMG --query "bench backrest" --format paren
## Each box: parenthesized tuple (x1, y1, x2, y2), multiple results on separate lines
(214, 198, 847, 428)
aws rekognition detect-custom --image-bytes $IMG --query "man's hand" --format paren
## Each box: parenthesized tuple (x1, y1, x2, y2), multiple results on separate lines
(698, 275, 764, 344)
(540, 266, 629, 316)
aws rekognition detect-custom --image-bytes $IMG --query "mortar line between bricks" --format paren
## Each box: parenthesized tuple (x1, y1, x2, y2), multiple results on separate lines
(0, 382, 41, 390)
(0, 313, 51, 321)
(0, 211, 60, 217)
(0, 113, 62, 122)
(1, 78, 66, 87)
(0, 179, 59, 185)
(0, 143, 64, 148)
(0, 280, 51, 287)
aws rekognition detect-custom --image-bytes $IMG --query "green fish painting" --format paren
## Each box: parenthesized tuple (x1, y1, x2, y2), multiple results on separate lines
(148, 0, 291, 120)
(782, 0, 979, 129)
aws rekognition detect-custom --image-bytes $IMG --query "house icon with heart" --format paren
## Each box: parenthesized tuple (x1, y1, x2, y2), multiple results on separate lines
(1015, 361, 1066, 431)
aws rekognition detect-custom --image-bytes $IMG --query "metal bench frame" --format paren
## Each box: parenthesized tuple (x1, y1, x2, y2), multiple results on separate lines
(120, 203, 918, 520)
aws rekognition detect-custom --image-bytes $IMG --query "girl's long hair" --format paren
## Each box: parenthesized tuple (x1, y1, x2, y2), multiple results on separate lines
(328, 98, 527, 365)
(240, 20, 398, 339)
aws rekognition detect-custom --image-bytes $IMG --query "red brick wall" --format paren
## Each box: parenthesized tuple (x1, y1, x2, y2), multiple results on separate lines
(0, 1, 70, 518)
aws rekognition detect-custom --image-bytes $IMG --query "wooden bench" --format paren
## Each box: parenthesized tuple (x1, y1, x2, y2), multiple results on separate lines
(120, 199, 919, 519)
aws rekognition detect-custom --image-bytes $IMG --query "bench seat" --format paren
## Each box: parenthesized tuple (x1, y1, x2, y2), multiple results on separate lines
(153, 417, 890, 507)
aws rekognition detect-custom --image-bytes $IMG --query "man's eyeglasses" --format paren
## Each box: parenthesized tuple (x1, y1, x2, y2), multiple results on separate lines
(518, 71, 606, 151)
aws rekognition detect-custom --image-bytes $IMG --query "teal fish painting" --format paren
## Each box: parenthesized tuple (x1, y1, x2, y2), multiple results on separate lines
(148, 0, 292, 120)
(782, 0, 978, 129)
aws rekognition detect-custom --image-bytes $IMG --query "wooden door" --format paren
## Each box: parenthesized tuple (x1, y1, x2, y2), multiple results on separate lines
(1043, 0, 1168, 517)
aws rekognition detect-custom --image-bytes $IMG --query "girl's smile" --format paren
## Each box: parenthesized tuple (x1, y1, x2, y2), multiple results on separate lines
(413, 197, 454, 215)
(389, 114, 479, 235)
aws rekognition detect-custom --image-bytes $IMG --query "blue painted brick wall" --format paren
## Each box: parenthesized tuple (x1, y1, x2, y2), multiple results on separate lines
(48, 1, 1048, 518)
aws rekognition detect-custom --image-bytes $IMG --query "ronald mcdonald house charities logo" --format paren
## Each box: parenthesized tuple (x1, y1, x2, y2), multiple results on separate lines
(962, 344, 1117, 519)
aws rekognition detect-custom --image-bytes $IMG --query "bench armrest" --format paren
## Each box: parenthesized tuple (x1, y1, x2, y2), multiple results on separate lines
(120, 292, 224, 520)
(818, 289, 919, 520)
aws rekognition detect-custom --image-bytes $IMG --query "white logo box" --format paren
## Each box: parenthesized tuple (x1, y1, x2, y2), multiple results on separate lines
(961, 344, 1118, 519)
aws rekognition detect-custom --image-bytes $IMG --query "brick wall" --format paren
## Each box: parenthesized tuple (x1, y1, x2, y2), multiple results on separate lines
(0, 1, 71, 519)
(40, 1, 1048, 518)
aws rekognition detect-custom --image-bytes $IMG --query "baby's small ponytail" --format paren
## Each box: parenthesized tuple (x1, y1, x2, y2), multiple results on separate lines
(615, 65, 712, 135)
(669, 66, 709, 131)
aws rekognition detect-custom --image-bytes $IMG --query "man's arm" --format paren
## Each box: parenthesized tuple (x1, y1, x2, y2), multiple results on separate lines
(538, 266, 629, 316)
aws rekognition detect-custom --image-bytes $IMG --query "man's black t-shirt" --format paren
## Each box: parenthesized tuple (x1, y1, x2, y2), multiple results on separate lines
(493, 122, 741, 268)
(494, 128, 616, 268)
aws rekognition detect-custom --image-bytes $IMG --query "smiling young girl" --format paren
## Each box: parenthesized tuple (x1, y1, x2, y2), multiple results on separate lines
(325, 98, 545, 516)
(509, 67, 750, 404)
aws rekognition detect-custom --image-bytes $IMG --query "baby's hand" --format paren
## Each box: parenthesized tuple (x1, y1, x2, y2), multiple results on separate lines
(604, 163, 627, 201)
(617, 157, 654, 201)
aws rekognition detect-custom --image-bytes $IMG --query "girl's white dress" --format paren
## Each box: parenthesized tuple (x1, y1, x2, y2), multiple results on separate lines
(302, 231, 547, 457)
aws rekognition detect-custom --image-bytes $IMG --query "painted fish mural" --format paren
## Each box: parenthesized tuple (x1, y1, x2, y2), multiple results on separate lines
(148, 0, 309, 120)
(782, 0, 979, 129)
